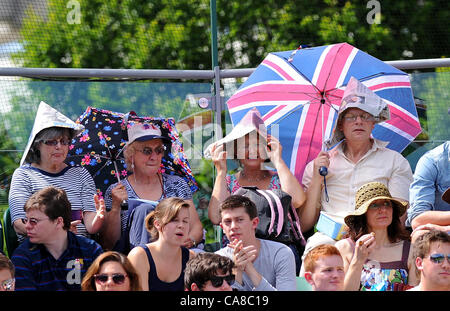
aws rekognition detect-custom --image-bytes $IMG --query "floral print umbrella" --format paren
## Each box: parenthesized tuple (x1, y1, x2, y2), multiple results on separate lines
(66, 106, 198, 197)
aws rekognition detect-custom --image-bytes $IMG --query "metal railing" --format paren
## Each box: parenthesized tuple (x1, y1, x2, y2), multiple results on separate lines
(0, 57, 449, 141)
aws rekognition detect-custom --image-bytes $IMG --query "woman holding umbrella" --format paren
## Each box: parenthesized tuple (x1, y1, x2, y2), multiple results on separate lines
(8, 102, 105, 244)
(335, 182, 419, 291)
(103, 122, 203, 252)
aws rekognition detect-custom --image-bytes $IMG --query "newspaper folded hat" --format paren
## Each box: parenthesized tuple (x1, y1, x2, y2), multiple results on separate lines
(203, 107, 267, 159)
(324, 77, 390, 149)
(20, 101, 85, 165)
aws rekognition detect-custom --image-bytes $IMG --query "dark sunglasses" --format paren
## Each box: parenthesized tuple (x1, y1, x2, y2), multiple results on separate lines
(210, 274, 235, 288)
(94, 273, 127, 285)
(429, 253, 450, 265)
(1, 278, 15, 291)
(138, 146, 165, 156)
(21, 217, 50, 226)
(41, 138, 71, 146)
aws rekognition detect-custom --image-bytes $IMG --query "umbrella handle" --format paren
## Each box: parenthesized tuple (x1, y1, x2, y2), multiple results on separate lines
(319, 166, 328, 176)
(319, 165, 329, 203)
(120, 200, 128, 210)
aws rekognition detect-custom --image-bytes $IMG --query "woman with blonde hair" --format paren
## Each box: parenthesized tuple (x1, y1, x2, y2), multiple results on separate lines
(82, 251, 141, 291)
(127, 197, 196, 291)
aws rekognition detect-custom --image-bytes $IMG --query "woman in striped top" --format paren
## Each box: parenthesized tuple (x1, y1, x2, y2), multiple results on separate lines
(9, 126, 105, 243)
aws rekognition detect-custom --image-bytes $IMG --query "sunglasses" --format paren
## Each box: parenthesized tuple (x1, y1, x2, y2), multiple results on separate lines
(1, 278, 15, 291)
(21, 217, 50, 226)
(41, 138, 71, 146)
(210, 274, 235, 288)
(94, 273, 127, 285)
(138, 146, 165, 156)
(429, 253, 450, 265)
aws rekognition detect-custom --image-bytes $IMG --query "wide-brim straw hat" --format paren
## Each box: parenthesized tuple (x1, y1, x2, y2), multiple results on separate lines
(203, 107, 268, 159)
(344, 181, 408, 228)
(20, 101, 84, 166)
(324, 76, 391, 150)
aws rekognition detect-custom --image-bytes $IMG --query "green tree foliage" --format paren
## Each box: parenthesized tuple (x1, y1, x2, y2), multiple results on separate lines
(15, 0, 211, 69)
(0, 124, 20, 205)
(13, 0, 449, 70)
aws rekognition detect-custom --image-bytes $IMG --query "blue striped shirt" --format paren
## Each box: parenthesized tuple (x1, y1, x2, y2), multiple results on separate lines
(11, 231, 103, 291)
(8, 164, 97, 242)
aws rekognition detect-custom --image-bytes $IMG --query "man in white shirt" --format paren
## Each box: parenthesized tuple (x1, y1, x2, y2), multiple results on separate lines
(298, 77, 413, 276)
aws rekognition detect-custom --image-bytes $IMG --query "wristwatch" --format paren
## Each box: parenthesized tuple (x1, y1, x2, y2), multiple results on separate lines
(190, 237, 196, 248)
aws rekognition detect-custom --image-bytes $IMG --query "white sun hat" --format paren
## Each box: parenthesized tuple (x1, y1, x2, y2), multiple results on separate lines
(203, 107, 268, 159)
(20, 101, 84, 165)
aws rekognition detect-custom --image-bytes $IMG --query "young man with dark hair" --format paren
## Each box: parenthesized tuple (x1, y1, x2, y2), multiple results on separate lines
(184, 252, 235, 291)
(11, 186, 103, 291)
(215, 195, 296, 291)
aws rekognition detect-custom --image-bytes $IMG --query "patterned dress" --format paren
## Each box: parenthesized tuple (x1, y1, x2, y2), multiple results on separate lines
(358, 240, 411, 291)
(226, 172, 281, 193)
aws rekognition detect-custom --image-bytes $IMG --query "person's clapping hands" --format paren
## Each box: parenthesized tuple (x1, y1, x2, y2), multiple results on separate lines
(229, 239, 257, 272)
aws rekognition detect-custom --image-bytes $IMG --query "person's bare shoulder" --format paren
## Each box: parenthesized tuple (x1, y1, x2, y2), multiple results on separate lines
(128, 245, 147, 260)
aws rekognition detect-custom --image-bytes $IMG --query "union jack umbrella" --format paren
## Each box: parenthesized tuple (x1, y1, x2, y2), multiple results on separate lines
(226, 42, 422, 183)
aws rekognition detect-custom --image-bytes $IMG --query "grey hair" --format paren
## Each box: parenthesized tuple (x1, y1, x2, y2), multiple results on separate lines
(25, 127, 75, 164)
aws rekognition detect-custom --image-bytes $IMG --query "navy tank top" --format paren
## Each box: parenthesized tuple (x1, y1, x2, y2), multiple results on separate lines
(141, 245, 189, 291)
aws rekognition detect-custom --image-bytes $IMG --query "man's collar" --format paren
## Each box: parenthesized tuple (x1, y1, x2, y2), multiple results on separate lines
(336, 138, 388, 153)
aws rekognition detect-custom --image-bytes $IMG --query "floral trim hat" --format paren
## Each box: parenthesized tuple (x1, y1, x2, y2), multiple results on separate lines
(126, 122, 170, 146)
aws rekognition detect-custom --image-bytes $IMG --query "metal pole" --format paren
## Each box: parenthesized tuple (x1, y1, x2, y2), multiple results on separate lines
(210, 0, 218, 68)
(0, 67, 214, 79)
(210, 0, 221, 140)
(214, 65, 222, 140)
(0, 58, 448, 79)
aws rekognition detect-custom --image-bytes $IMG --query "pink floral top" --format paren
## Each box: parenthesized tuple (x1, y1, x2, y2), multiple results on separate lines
(226, 173, 282, 193)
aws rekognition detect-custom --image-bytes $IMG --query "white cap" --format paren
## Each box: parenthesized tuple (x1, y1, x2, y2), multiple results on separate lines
(126, 122, 170, 146)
